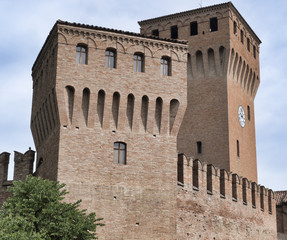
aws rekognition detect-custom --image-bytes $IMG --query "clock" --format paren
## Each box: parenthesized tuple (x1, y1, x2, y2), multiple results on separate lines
(238, 106, 245, 128)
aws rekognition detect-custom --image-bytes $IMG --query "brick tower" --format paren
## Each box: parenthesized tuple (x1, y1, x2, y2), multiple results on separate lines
(139, 2, 260, 182)
(30, 21, 188, 239)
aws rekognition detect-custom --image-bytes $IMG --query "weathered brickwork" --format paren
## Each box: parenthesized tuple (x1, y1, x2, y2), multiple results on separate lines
(0, 150, 35, 207)
(0, 2, 282, 240)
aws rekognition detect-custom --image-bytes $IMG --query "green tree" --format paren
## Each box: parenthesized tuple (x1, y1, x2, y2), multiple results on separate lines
(0, 175, 104, 240)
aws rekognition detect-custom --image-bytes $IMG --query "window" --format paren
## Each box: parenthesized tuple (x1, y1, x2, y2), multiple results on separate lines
(170, 25, 178, 39)
(152, 29, 159, 36)
(247, 105, 250, 121)
(105, 48, 116, 68)
(237, 140, 240, 157)
(133, 53, 144, 72)
(233, 21, 237, 35)
(210, 17, 218, 32)
(76, 45, 87, 64)
(190, 21, 198, 36)
(161, 57, 171, 76)
(113, 142, 126, 164)
(197, 141, 202, 154)
(240, 30, 244, 43)
(253, 45, 256, 59)
(247, 38, 250, 52)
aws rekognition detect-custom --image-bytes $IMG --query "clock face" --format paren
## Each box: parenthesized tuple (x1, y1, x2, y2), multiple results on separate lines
(238, 106, 245, 128)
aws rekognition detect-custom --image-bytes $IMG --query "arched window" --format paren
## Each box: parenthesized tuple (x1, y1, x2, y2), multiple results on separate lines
(161, 56, 171, 76)
(76, 44, 87, 64)
(113, 142, 126, 165)
(133, 53, 144, 72)
(105, 48, 116, 68)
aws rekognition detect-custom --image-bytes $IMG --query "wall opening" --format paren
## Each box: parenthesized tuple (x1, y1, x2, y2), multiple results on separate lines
(97, 90, 105, 127)
(169, 99, 179, 134)
(252, 182, 256, 208)
(193, 160, 199, 189)
(127, 94, 135, 130)
(207, 165, 213, 194)
(220, 169, 226, 197)
(190, 21, 198, 36)
(232, 174, 238, 200)
(196, 50, 204, 77)
(170, 25, 178, 39)
(141, 95, 149, 132)
(177, 154, 184, 184)
(82, 88, 90, 126)
(208, 48, 216, 75)
(210, 17, 218, 32)
(112, 92, 120, 129)
(65, 86, 75, 124)
(155, 97, 163, 134)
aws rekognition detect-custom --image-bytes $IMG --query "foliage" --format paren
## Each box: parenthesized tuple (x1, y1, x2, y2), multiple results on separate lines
(0, 175, 104, 240)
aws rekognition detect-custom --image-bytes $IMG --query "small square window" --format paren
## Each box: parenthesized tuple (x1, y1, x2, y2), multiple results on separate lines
(210, 17, 218, 32)
(170, 25, 178, 39)
(190, 21, 198, 36)
(152, 29, 159, 37)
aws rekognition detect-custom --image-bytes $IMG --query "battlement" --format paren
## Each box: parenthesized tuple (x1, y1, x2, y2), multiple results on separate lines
(177, 153, 275, 214)
(0, 149, 35, 207)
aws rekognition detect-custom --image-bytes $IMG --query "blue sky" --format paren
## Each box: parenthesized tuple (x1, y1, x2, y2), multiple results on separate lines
(0, 0, 286, 190)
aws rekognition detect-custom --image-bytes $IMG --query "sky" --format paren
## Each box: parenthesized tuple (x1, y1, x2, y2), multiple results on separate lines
(0, 0, 286, 191)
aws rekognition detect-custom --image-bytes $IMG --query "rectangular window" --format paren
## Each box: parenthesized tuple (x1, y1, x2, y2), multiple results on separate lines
(190, 21, 198, 36)
(233, 21, 237, 35)
(247, 105, 250, 121)
(152, 29, 159, 37)
(170, 25, 178, 39)
(210, 17, 218, 32)
(237, 140, 240, 157)
(196, 141, 202, 154)
(161, 57, 171, 76)
(133, 54, 144, 72)
(105, 49, 116, 68)
(253, 45, 256, 59)
(76, 45, 87, 64)
(247, 38, 250, 52)
(240, 30, 244, 43)
(113, 142, 126, 164)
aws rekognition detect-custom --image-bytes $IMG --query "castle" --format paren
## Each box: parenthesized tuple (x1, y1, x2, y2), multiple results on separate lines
(1, 2, 286, 239)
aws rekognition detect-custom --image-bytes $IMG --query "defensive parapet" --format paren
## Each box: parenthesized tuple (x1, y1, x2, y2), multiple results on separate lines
(177, 153, 277, 239)
(0, 149, 35, 207)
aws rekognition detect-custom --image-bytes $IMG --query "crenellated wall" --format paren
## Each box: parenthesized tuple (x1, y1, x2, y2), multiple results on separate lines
(177, 153, 277, 239)
(0, 150, 35, 207)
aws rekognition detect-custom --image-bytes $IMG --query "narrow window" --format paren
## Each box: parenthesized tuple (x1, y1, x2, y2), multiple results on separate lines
(65, 86, 75, 124)
(141, 95, 149, 132)
(237, 140, 240, 157)
(240, 30, 244, 43)
(133, 53, 144, 72)
(233, 21, 237, 35)
(126, 94, 135, 130)
(161, 56, 171, 76)
(82, 88, 90, 126)
(190, 21, 198, 36)
(155, 97, 163, 133)
(247, 38, 250, 52)
(76, 45, 87, 64)
(152, 29, 159, 36)
(97, 90, 105, 127)
(105, 48, 116, 68)
(177, 154, 184, 184)
(112, 92, 120, 129)
(260, 186, 264, 211)
(247, 105, 250, 121)
(210, 17, 218, 32)
(207, 165, 213, 193)
(197, 141, 202, 154)
(253, 45, 256, 59)
(252, 183, 256, 208)
(220, 170, 226, 197)
(232, 174, 238, 200)
(113, 142, 126, 164)
(171, 25, 178, 39)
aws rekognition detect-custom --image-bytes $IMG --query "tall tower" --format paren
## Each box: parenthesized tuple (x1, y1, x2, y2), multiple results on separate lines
(139, 2, 260, 182)
(31, 21, 188, 239)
